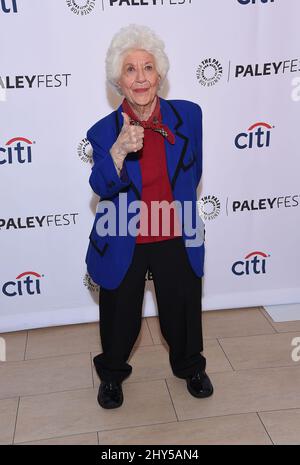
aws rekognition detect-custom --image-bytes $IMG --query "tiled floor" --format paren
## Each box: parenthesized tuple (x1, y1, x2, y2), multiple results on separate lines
(1, 306, 300, 445)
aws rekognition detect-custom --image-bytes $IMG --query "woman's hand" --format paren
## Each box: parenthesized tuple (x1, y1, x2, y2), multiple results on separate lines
(110, 113, 144, 172)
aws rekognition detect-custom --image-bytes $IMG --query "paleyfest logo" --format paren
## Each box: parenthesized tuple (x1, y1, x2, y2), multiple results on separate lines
(232, 251, 270, 276)
(2, 271, 44, 297)
(234, 59, 300, 79)
(108, 0, 193, 5)
(0, 213, 79, 230)
(230, 195, 300, 214)
(235, 122, 274, 150)
(0, 137, 35, 165)
(0, 73, 71, 102)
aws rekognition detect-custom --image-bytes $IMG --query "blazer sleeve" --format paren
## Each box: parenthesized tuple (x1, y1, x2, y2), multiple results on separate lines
(87, 129, 131, 199)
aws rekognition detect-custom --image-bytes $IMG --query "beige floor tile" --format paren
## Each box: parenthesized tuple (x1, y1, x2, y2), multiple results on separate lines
(15, 380, 176, 444)
(0, 331, 27, 362)
(0, 353, 93, 399)
(202, 307, 275, 339)
(146, 317, 165, 345)
(260, 308, 300, 333)
(26, 323, 100, 359)
(133, 318, 155, 348)
(203, 339, 233, 373)
(219, 332, 300, 370)
(0, 398, 19, 445)
(166, 366, 300, 421)
(259, 409, 300, 445)
(98, 413, 272, 445)
(16, 432, 98, 445)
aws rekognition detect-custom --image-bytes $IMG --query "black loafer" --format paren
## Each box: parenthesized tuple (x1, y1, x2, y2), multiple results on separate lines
(97, 380, 124, 409)
(186, 370, 214, 398)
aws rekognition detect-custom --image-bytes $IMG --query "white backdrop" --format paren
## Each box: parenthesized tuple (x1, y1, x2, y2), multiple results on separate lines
(1, 0, 300, 332)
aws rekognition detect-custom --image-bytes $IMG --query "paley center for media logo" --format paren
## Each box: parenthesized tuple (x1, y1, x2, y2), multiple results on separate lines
(232, 251, 270, 276)
(66, 0, 193, 15)
(83, 268, 154, 293)
(197, 58, 300, 87)
(83, 272, 99, 292)
(196, 59, 223, 87)
(2, 271, 44, 297)
(235, 121, 274, 150)
(1, 0, 17, 13)
(78, 138, 93, 163)
(66, 0, 96, 15)
(0, 137, 35, 165)
(197, 195, 221, 221)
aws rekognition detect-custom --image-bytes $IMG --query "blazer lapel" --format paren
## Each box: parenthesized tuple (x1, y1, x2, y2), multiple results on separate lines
(160, 98, 189, 190)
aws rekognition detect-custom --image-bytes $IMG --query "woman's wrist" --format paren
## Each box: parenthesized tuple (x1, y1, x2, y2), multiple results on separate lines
(110, 143, 127, 161)
(110, 144, 126, 176)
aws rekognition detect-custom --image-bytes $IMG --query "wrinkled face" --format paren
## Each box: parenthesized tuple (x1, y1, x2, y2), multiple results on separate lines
(118, 49, 160, 108)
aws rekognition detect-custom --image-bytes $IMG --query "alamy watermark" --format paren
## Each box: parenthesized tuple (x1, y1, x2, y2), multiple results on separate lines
(95, 194, 205, 247)
(291, 337, 300, 362)
(291, 76, 300, 102)
(0, 337, 6, 362)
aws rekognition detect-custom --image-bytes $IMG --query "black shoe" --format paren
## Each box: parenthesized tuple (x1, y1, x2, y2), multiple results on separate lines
(186, 370, 214, 398)
(97, 380, 124, 409)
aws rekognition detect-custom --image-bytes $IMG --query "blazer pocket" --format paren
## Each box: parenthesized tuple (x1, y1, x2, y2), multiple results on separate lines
(89, 227, 109, 257)
(181, 151, 196, 171)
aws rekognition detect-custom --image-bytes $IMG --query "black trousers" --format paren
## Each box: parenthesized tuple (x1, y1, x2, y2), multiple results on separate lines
(93, 237, 206, 382)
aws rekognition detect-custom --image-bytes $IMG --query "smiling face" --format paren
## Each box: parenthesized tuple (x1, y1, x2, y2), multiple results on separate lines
(118, 49, 160, 110)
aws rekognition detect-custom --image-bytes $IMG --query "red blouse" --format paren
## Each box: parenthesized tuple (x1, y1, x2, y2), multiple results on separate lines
(122, 98, 181, 243)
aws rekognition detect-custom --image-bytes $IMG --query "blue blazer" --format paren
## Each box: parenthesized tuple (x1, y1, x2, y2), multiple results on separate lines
(85, 98, 205, 289)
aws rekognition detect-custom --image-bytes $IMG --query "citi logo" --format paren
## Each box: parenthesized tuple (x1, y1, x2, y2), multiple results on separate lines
(2, 271, 43, 297)
(238, 0, 274, 4)
(0, 137, 34, 165)
(1, 0, 17, 13)
(235, 122, 273, 149)
(232, 251, 270, 276)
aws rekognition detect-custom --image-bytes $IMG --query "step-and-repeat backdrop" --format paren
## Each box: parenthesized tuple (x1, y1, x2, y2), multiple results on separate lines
(1, 0, 300, 332)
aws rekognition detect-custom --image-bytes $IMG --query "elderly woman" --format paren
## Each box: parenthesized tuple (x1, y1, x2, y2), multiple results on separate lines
(86, 24, 213, 409)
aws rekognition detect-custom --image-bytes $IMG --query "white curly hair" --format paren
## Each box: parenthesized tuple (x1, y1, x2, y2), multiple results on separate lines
(106, 24, 170, 95)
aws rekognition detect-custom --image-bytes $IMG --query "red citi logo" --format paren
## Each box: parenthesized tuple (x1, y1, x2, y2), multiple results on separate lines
(232, 251, 270, 276)
(235, 122, 273, 149)
(2, 271, 43, 297)
(0, 137, 34, 165)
